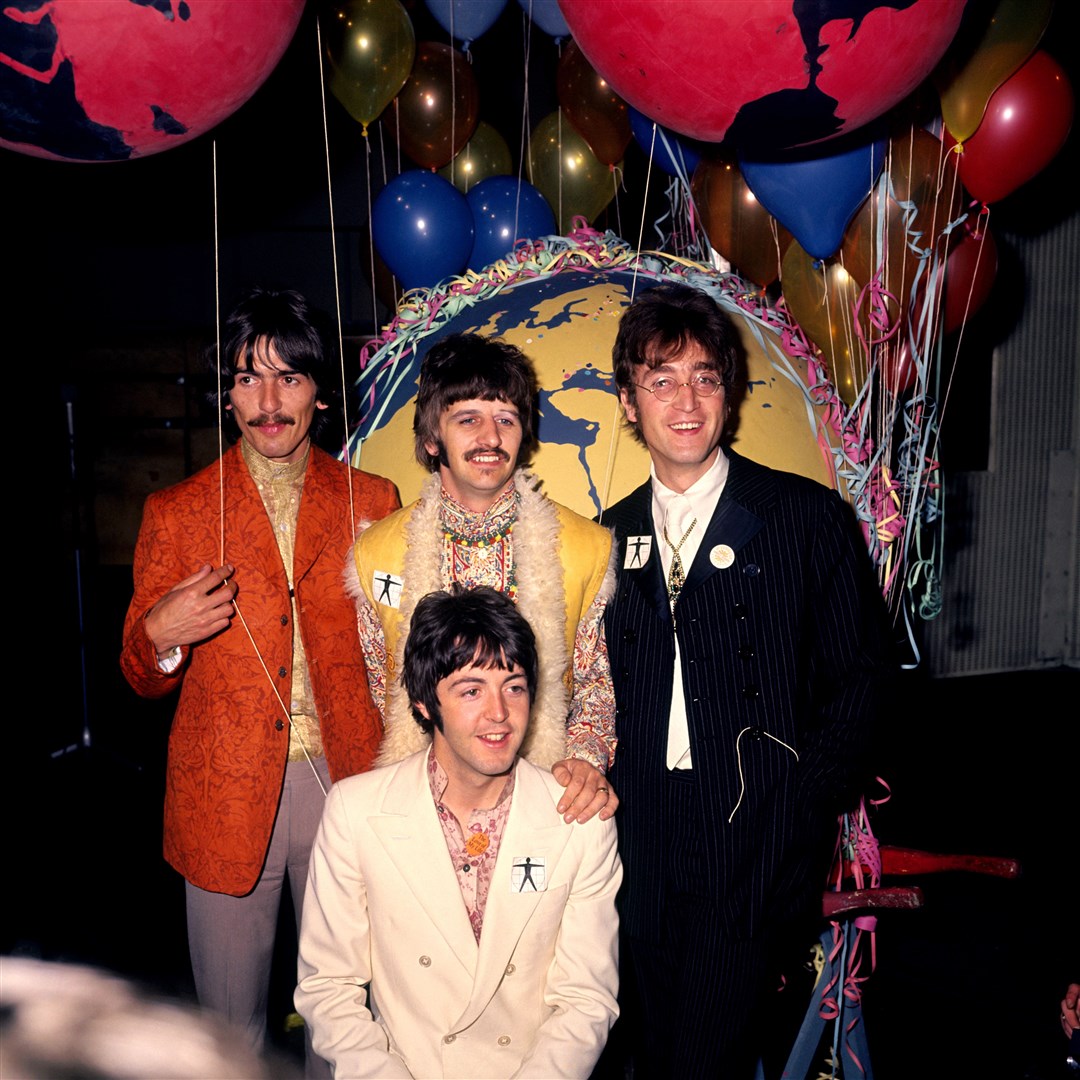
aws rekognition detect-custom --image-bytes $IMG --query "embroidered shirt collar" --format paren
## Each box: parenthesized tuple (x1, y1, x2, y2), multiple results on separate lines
(242, 437, 311, 487)
(426, 745, 517, 812)
(439, 479, 519, 543)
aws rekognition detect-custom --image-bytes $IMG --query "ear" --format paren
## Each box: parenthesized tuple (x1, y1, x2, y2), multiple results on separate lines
(316, 399, 329, 411)
(424, 439, 439, 459)
(414, 700, 431, 721)
(619, 387, 638, 424)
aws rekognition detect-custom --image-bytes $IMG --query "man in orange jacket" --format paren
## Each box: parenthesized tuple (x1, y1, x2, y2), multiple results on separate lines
(120, 289, 398, 1070)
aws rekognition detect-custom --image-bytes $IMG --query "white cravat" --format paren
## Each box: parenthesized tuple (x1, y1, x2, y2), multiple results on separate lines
(651, 450, 729, 769)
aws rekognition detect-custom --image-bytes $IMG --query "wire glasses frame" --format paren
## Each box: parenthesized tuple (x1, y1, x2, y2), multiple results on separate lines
(633, 373, 723, 403)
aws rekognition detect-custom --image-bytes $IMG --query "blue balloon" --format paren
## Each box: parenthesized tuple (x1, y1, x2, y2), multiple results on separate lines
(738, 127, 887, 261)
(466, 176, 556, 271)
(373, 171, 474, 291)
(516, 0, 570, 38)
(628, 106, 702, 178)
(425, 0, 507, 46)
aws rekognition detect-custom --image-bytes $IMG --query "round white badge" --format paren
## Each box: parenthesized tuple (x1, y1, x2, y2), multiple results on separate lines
(710, 544, 736, 569)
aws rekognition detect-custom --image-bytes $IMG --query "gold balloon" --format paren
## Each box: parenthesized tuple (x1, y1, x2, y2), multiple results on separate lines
(527, 109, 617, 234)
(438, 121, 513, 193)
(781, 242, 868, 407)
(325, 0, 415, 132)
(936, 0, 1053, 141)
(691, 157, 792, 288)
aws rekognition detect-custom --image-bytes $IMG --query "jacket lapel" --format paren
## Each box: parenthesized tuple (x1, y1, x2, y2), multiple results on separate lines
(453, 761, 570, 1031)
(369, 755, 480, 978)
(615, 482, 671, 622)
(293, 447, 341, 584)
(220, 445, 290, 654)
(682, 451, 766, 595)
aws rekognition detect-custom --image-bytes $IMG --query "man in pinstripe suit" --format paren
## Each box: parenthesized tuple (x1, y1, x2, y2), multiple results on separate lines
(601, 283, 889, 1078)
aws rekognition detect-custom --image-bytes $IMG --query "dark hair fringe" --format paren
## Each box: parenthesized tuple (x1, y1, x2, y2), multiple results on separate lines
(401, 584, 538, 735)
(413, 333, 537, 470)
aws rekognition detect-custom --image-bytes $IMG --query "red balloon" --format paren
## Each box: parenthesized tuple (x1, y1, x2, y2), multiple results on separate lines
(943, 222, 998, 332)
(0, 0, 304, 161)
(951, 50, 1074, 204)
(559, 0, 965, 148)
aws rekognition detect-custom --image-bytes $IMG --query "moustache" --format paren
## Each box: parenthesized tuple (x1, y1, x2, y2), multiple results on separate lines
(465, 448, 510, 463)
(248, 414, 296, 428)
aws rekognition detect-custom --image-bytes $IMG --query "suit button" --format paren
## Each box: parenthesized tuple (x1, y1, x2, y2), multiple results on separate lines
(419, 956, 431, 967)
(280, 614, 289, 626)
(622, 629, 637, 643)
(738, 644, 755, 659)
(733, 603, 748, 620)
(505, 963, 516, 975)
(742, 685, 760, 700)
(443, 1034, 456, 1044)
(744, 563, 760, 576)
(748, 726, 763, 740)
(278, 665, 288, 678)
(498, 1036, 512, 1046)
(275, 719, 284, 731)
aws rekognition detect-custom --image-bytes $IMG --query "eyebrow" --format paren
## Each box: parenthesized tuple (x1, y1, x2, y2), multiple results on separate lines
(445, 669, 525, 688)
(448, 404, 520, 418)
(645, 361, 719, 375)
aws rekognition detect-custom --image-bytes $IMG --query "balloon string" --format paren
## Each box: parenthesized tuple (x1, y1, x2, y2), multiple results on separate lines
(629, 123, 658, 303)
(314, 15, 358, 519)
(557, 108, 564, 234)
(213, 139, 224, 566)
(517, 5, 534, 199)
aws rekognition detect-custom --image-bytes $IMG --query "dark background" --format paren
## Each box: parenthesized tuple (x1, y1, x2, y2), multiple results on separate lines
(5, 1, 1077, 1077)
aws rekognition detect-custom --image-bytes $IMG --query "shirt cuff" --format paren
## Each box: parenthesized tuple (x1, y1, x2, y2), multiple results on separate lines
(156, 646, 183, 674)
(565, 736, 610, 774)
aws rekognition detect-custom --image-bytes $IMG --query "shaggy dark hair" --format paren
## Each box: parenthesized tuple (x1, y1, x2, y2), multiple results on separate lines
(402, 584, 538, 735)
(210, 288, 342, 447)
(612, 283, 741, 445)
(413, 333, 537, 470)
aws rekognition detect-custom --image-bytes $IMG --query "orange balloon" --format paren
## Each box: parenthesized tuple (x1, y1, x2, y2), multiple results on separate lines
(691, 157, 791, 288)
(390, 41, 479, 169)
(556, 39, 631, 167)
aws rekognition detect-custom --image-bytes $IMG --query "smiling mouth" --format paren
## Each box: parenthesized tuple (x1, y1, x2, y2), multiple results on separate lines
(669, 421, 702, 431)
(478, 733, 511, 744)
(465, 449, 510, 464)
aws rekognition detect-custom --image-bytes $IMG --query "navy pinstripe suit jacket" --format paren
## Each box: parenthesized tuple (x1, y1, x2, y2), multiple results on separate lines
(603, 449, 889, 943)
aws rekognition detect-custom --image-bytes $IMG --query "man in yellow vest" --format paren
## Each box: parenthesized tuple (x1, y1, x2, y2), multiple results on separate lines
(350, 333, 617, 822)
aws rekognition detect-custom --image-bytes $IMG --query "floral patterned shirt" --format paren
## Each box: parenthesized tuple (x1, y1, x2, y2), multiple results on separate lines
(427, 748, 516, 943)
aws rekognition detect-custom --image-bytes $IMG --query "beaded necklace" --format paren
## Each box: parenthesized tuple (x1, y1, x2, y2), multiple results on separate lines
(439, 482, 520, 600)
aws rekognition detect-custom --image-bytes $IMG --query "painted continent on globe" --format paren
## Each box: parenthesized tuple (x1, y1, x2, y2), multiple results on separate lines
(353, 269, 837, 519)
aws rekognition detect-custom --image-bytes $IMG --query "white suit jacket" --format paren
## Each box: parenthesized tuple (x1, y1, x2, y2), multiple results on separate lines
(295, 751, 621, 1079)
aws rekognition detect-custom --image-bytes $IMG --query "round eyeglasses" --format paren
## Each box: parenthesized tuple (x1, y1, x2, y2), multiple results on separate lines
(634, 373, 723, 402)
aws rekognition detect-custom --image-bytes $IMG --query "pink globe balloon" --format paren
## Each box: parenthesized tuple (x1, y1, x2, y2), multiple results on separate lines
(559, 0, 966, 149)
(0, 0, 305, 161)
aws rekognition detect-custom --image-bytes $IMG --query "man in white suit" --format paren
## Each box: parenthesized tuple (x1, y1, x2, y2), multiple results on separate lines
(296, 585, 621, 1079)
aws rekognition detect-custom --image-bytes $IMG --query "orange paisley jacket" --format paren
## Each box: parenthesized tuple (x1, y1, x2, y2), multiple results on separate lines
(121, 443, 399, 896)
